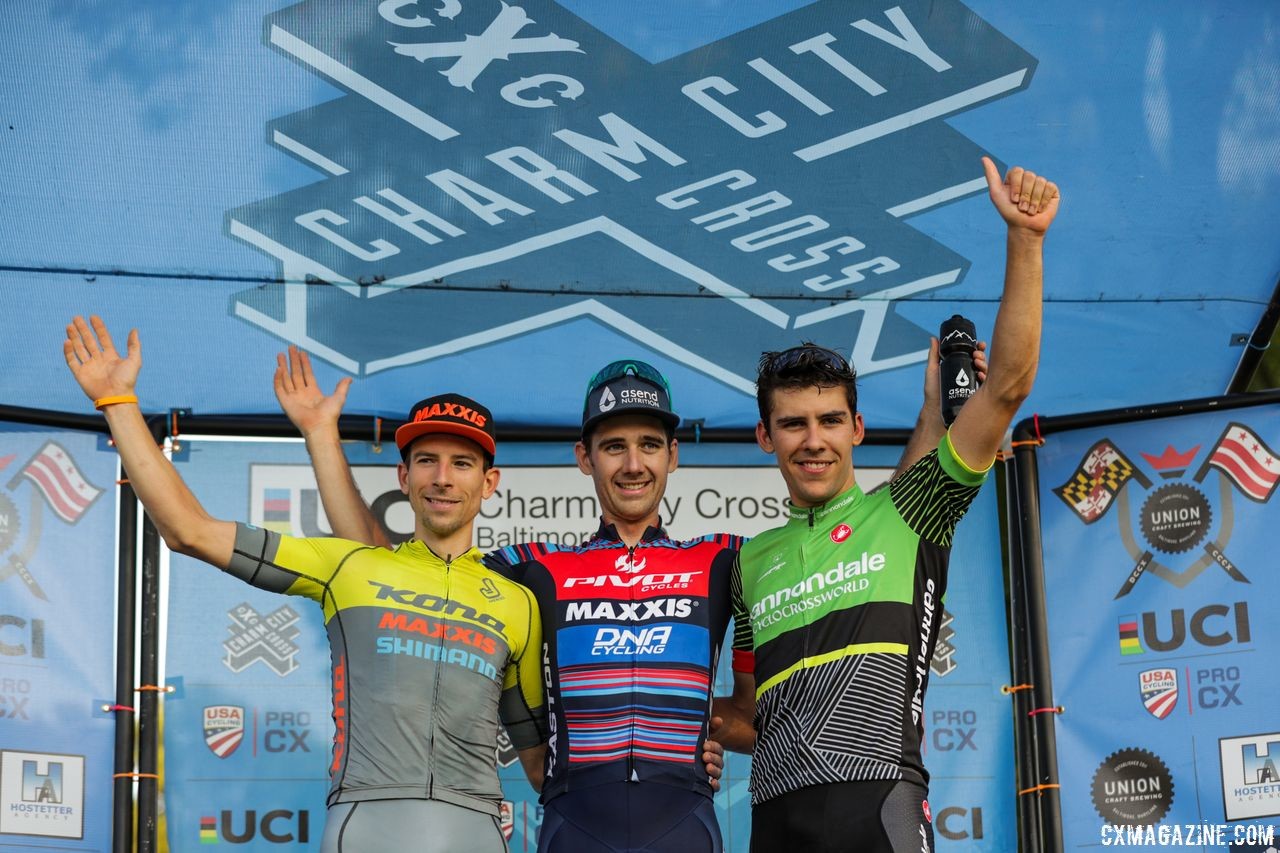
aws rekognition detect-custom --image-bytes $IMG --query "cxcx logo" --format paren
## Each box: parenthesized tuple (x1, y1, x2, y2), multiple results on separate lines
(1056, 425, 1279, 599)
(222, 602, 302, 677)
(228, 0, 1037, 388)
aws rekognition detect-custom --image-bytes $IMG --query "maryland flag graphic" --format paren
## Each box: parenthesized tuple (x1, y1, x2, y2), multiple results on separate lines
(1054, 440, 1151, 523)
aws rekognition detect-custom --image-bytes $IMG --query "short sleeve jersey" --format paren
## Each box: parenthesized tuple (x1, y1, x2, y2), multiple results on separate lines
(225, 524, 546, 816)
(485, 521, 747, 802)
(733, 435, 986, 804)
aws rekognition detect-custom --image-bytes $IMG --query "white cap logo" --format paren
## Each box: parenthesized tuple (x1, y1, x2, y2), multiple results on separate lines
(598, 386, 616, 412)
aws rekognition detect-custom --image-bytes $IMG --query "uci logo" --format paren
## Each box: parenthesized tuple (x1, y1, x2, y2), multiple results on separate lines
(202, 810, 311, 844)
(1118, 602, 1251, 656)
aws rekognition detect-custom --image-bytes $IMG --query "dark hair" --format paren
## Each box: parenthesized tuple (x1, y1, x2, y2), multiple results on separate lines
(755, 343, 858, 430)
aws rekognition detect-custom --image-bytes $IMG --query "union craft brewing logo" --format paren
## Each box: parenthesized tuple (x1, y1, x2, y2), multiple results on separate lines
(1090, 747, 1174, 827)
(227, 0, 1037, 388)
(1054, 423, 1280, 599)
(1138, 668, 1177, 720)
(0, 444, 104, 602)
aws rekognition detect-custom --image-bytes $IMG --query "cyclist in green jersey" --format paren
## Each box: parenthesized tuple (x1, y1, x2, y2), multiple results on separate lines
(62, 316, 547, 853)
(717, 157, 1061, 853)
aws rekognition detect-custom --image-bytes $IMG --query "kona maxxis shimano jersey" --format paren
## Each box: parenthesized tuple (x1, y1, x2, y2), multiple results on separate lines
(486, 521, 745, 851)
(733, 435, 986, 806)
(226, 524, 546, 815)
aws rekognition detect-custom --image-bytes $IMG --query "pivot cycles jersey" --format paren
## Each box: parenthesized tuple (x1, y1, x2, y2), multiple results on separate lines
(226, 524, 546, 816)
(733, 435, 986, 804)
(486, 521, 745, 802)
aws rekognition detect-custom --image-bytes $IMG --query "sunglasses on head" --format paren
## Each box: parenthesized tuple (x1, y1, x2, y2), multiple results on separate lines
(587, 360, 673, 399)
(760, 344, 855, 377)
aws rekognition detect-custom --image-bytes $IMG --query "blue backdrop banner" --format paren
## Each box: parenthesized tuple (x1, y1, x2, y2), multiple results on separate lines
(1037, 405, 1280, 850)
(0, 425, 119, 850)
(160, 435, 1015, 850)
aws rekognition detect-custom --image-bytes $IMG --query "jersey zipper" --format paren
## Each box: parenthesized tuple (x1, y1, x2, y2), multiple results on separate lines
(425, 551, 453, 799)
(627, 542, 639, 784)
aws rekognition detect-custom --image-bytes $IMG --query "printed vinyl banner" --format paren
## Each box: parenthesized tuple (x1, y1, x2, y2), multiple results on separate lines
(1037, 405, 1280, 849)
(163, 437, 1013, 850)
(6, 1, 1277, 434)
(0, 425, 119, 850)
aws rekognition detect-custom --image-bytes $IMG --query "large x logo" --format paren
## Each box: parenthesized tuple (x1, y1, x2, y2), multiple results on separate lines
(228, 0, 1035, 389)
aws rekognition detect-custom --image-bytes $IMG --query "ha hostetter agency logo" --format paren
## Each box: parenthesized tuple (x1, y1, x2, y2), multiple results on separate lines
(1219, 732, 1280, 821)
(227, 0, 1037, 389)
(0, 751, 86, 839)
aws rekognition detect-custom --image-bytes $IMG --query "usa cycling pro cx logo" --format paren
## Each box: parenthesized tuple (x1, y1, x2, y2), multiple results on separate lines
(227, 0, 1036, 390)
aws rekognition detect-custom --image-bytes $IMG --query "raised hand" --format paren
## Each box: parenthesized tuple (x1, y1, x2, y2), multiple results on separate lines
(274, 345, 352, 438)
(982, 156, 1060, 234)
(64, 315, 141, 403)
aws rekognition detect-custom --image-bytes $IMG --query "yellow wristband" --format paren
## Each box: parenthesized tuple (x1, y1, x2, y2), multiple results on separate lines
(94, 394, 138, 410)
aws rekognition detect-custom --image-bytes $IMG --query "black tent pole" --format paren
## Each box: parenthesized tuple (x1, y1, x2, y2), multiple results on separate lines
(134, 416, 167, 853)
(1010, 429, 1062, 853)
(111, 477, 138, 853)
(1000, 458, 1041, 853)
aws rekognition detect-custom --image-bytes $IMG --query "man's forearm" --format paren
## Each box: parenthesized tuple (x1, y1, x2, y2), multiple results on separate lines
(894, 405, 945, 479)
(711, 696, 757, 754)
(986, 227, 1044, 405)
(103, 403, 235, 566)
(303, 426, 389, 548)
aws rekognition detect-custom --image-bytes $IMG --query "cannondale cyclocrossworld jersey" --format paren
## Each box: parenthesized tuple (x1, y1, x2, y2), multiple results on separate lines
(486, 521, 745, 803)
(733, 435, 986, 804)
(225, 524, 546, 816)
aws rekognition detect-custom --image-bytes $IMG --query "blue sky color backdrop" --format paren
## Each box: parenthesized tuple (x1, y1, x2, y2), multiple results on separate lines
(1, 1, 1277, 428)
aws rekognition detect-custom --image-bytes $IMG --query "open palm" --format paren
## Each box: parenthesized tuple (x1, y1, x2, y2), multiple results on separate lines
(64, 315, 141, 402)
(274, 345, 352, 436)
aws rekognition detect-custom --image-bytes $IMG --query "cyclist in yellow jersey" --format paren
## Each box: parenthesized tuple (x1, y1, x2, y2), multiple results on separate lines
(63, 316, 547, 853)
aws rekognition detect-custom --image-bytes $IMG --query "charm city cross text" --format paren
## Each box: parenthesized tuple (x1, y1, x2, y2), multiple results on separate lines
(222, 603, 302, 676)
(228, 0, 1036, 388)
